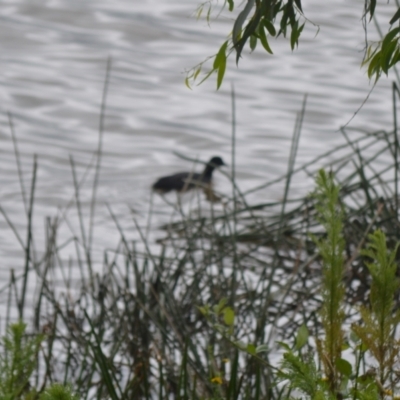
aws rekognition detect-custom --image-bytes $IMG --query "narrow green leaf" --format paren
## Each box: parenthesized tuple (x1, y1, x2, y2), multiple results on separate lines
(223, 307, 235, 326)
(381, 39, 397, 74)
(263, 19, 276, 36)
(389, 47, 400, 68)
(217, 57, 226, 89)
(196, 5, 203, 20)
(250, 34, 257, 51)
(207, 5, 212, 23)
(259, 25, 273, 54)
(227, 350, 239, 399)
(290, 21, 298, 50)
(367, 51, 381, 79)
(369, 0, 376, 20)
(213, 41, 228, 69)
(197, 68, 216, 86)
(255, 344, 269, 353)
(185, 77, 192, 90)
(294, 0, 303, 12)
(382, 27, 400, 50)
(227, 0, 234, 12)
(232, 0, 255, 45)
(279, 4, 289, 37)
(295, 324, 309, 350)
(290, 22, 304, 50)
(276, 341, 291, 351)
(390, 7, 400, 25)
(193, 66, 201, 80)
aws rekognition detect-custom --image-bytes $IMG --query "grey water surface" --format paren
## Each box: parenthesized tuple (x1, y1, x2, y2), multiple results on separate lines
(0, 0, 397, 289)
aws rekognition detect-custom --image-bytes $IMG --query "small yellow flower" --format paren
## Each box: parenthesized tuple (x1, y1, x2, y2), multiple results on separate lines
(211, 376, 223, 385)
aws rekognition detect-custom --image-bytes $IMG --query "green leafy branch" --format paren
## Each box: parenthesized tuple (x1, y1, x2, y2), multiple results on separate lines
(187, 0, 306, 89)
(188, 0, 400, 88)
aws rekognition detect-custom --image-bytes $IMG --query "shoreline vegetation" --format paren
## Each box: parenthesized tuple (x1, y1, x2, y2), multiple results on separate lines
(3, 83, 400, 398)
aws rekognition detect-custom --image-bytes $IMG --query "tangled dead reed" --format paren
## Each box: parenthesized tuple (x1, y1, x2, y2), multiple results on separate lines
(2, 86, 400, 398)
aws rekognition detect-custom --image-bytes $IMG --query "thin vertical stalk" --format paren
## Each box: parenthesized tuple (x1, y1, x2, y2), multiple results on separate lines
(8, 112, 27, 214)
(230, 83, 238, 305)
(279, 94, 307, 231)
(392, 82, 399, 225)
(19, 154, 37, 319)
(88, 56, 112, 253)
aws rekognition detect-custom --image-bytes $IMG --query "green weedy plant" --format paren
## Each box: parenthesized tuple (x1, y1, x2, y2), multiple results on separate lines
(277, 171, 400, 399)
(313, 169, 346, 395)
(0, 321, 44, 400)
(352, 230, 400, 399)
(199, 169, 400, 399)
(277, 170, 347, 399)
(39, 384, 79, 400)
(0, 322, 79, 400)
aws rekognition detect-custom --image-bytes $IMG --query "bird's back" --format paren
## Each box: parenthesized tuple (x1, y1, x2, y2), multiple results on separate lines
(152, 171, 207, 193)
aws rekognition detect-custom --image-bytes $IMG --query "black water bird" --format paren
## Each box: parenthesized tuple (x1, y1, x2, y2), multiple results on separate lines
(152, 156, 226, 194)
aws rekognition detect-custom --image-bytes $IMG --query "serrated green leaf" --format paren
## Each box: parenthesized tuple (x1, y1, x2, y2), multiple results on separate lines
(256, 344, 269, 353)
(263, 19, 276, 36)
(223, 307, 235, 325)
(390, 7, 400, 25)
(336, 358, 352, 377)
(295, 323, 309, 350)
(247, 344, 256, 355)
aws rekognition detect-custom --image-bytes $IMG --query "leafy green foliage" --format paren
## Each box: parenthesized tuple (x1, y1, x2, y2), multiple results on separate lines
(352, 230, 400, 395)
(313, 170, 346, 394)
(189, 1, 400, 88)
(277, 349, 331, 399)
(364, 27, 400, 82)
(187, 0, 305, 88)
(0, 321, 44, 399)
(39, 384, 79, 400)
